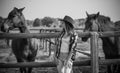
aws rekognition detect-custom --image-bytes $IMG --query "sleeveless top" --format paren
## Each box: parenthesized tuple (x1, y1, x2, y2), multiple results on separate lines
(60, 36, 70, 53)
(55, 30, 78, 61)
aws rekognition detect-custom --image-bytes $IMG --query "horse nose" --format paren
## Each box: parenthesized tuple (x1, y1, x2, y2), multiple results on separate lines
(9, 27, 14, 30)
(5, 24, 9, 29)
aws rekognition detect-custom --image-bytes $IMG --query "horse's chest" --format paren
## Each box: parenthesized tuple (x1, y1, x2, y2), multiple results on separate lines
(102, 37, 119, 58)
(12, 39, 35, 56)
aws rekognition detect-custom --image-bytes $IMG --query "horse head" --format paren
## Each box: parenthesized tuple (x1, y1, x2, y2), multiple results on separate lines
(1, 7, 26, 32)
(82, 12, 100, 42)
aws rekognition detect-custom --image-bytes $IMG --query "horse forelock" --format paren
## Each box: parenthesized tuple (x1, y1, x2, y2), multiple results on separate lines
(97, 15, 111, 24)
(91, 20, 99, 31)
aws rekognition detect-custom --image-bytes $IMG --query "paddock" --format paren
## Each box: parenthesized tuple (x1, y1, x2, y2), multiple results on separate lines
(0, 28, 120, 73)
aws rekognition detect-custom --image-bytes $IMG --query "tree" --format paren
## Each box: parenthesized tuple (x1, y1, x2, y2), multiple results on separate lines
(26, 20, 34, 27)
(33, 18, 41, 27)
(41, 17, 54, 27)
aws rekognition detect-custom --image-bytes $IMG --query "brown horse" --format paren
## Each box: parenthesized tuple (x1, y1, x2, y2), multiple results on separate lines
(82, 12, 120, 73)
(2, 7, 40, 73)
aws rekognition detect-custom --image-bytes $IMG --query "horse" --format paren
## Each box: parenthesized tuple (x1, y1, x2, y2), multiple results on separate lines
(81, 12, 120, 73)
(2, 7, 40, 73)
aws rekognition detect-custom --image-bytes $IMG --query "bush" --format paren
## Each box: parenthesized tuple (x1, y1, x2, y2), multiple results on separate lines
(33, 18, 41, 27)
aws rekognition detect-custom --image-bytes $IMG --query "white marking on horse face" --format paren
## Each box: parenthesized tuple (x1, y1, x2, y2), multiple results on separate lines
(91, 20, 99, 31)
(12, 16, 21, 25)
(4, 23, 9, 30)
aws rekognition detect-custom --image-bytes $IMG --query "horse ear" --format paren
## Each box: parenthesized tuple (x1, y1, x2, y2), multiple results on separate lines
(86, 11, 89, 17)
(14, 7, 18, 10)
(94, 12, 100, 19)
(19, 7, 25, 12)
(96, 12, 100, 17)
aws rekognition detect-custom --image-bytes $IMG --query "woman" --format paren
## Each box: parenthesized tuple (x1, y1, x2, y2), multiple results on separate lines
(55, 15, 78, 73)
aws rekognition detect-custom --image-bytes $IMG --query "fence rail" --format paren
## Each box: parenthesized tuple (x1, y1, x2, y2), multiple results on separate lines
(0, 59, 120, 68)
(11, 27, 84, 31)
(0, 32, 61, 39)
(1, 31, 120, 39)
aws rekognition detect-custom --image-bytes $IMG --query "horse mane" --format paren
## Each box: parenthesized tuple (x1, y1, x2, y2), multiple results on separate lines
(95, 14, 116, 31)
(115, 21, 120, 26)
(7, 9, 16, 19)
(97, 15, 111, 24)
(114, 21, 120, 30)
(88, 14, 111, 24)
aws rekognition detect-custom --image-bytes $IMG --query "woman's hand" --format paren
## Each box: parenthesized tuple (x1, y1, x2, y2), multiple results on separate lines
(64, 59, 73, 68)
(53, 55, 59, 65)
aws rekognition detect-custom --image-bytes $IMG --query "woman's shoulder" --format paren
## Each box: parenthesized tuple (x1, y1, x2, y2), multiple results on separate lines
(69, 30, 78, 42)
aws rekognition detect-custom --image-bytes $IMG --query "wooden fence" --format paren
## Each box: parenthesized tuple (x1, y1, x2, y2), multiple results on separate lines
(0, 28, 120, 73)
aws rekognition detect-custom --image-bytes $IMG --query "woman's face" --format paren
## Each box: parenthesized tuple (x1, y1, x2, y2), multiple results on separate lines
(61, 21, 66, 29)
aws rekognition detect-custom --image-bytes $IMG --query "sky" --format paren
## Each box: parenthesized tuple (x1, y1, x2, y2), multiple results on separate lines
(0, 0, 120, 22)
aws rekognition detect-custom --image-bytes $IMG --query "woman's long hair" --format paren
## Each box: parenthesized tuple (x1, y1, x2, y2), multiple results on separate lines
(64, 21, 74, 35)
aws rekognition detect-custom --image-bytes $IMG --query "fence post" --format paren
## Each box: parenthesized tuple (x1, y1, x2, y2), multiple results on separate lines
(90, 32, 99, 73)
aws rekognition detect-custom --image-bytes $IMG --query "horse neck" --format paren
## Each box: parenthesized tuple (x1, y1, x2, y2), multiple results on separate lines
(18, 19, 30, 33)
(99, 20, 116, 41)
(101, 37, 115, 45)
(97, 20, 119, 53)
(100, 23, 120, 57)
(98, 19, 115, 31)
(100, 23, 116, 45)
